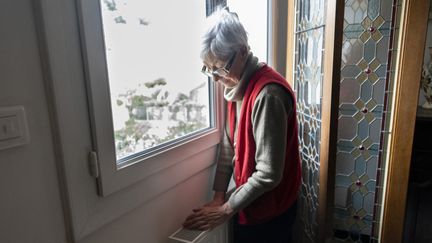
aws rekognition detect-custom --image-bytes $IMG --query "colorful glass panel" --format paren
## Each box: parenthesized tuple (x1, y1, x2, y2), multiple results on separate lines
(333, 0, 401, 241)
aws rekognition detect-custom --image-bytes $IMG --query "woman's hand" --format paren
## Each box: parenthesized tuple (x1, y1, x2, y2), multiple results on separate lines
(182, 203, 235, 231)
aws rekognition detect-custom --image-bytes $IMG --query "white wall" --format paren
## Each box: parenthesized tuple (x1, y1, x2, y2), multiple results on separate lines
(0, 0, 67, 242)
(0, 0, 218, 242)
(79, 171, 214, 243)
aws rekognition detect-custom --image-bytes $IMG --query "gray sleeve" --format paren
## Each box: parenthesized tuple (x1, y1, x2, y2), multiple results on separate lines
(213, 123, 235, 192)
(227, 84, 293, 211)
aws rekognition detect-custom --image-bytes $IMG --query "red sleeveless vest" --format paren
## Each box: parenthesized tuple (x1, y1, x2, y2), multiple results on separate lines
(228, 65, 301, 225)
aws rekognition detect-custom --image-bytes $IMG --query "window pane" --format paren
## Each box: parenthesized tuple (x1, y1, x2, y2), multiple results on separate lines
(99, 0, 211, 164)
(226, 0, 268, 62)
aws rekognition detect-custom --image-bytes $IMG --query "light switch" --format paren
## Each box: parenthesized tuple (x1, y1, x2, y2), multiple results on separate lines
(0, 115, 21, 140)
(0, 106, 30, 150)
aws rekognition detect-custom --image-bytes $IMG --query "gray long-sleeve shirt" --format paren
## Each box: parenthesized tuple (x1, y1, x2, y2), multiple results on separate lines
(213, 56, 294, 211)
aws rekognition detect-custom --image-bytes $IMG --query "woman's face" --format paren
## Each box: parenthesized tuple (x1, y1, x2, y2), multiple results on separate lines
(203, 58, 238, 87)
(203, 49, 248, 88)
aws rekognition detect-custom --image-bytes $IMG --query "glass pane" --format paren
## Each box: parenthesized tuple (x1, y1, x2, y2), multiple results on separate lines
(99, 0, 211, 163)
(294, 0, 326, 241)
(334, 0, 401, 240)
(226, 0, 268, 63)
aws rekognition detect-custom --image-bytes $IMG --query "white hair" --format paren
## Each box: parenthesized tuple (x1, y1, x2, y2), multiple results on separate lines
(201, 7, 249, 63)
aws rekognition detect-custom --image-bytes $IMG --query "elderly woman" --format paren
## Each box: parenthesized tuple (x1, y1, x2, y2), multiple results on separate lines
(183, 7, 301, 243)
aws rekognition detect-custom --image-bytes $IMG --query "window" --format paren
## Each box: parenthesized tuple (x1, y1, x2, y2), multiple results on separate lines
(80, 0, 222, 196)
(99, 0, 212, 168)
(79, 0, 269, 196)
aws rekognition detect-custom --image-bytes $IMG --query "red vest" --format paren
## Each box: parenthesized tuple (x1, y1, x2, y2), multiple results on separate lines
(228, 65, 301, 225)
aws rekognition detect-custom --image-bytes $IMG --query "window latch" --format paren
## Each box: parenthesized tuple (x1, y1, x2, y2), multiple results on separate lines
(88, 151, 100, 178)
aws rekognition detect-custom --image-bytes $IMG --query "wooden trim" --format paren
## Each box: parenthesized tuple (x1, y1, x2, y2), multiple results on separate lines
(319, 0, 344, 241)
(269, 0, 288, 76)
(380, 0, 430, 242)
(285, 0, 295, 86)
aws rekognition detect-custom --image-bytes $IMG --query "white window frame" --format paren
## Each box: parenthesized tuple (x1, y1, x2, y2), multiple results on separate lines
(78, 0, 224, 196)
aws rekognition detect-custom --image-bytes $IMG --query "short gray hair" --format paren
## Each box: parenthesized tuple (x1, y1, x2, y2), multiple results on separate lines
(201, 7, 249, 63)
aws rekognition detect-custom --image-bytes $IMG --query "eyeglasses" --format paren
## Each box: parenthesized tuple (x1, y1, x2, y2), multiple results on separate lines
(201, 52, 237, 78)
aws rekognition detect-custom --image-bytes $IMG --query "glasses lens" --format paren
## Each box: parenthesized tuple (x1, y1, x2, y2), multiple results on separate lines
(214, 69, 228, 77)
(201, 66, 213, 77)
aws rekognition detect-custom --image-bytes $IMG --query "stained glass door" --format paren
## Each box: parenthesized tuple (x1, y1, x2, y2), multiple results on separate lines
(288, 0, 344, 242)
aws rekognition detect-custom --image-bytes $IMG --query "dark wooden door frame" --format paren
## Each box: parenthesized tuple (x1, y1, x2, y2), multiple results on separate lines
(320, 0, 345, 241)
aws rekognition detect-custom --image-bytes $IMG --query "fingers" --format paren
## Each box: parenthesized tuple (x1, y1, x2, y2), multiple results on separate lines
(183, 212, 204, 228)
(185, 209, 208, 222)
(183, 205, 230, 230)
(183, 213, 217, 229)
(183, 215, 211, 230)
(184, 211, 214, 226)
(196, 224, 212, 231)
(183, 218, 212, 231)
